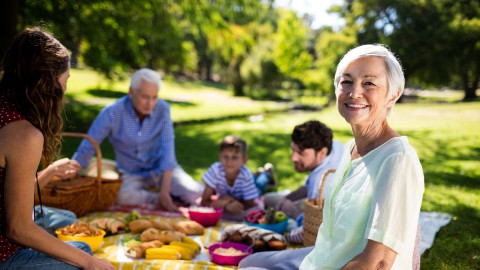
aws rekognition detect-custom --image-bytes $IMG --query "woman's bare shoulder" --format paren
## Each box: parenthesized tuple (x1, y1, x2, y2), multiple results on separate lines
(0, 120, 43, 158)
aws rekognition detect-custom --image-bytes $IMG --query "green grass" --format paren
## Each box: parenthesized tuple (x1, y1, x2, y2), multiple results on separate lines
(64, 68, 289, 131)
(60, 69, 480, 269)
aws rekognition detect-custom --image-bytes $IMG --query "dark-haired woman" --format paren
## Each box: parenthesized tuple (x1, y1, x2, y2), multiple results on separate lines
(0, 27, 114, 270)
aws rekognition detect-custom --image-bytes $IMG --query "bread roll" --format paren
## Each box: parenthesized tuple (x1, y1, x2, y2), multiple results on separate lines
(171, 221, 204, 235)
(129, 220, 153, 233)
(125, 240, 164, 258)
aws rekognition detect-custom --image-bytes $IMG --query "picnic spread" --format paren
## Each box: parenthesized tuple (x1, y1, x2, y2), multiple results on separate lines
(66, 206, 294, 270)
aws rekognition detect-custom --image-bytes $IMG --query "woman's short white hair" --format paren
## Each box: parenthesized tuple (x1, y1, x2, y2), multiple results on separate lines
(334, 44, 405, 107)
(130, 68, 162, 90)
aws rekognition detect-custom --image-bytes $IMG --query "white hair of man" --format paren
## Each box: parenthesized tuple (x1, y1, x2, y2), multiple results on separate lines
(334, 44, 405, 113)
(130, 68, 162, 91)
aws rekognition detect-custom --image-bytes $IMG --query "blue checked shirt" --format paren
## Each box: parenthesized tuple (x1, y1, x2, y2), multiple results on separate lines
(72, 95, 177, 178)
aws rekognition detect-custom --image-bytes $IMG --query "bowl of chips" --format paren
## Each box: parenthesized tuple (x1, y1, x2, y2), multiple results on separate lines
(56, 221, 106, 252)
(208, 242, 252, 266)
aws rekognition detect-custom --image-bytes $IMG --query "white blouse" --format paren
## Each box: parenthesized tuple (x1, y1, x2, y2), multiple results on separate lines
(300, 137, 424, 270)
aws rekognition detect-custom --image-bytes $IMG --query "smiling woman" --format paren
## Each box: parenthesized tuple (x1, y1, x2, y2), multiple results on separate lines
(239, 44, 424, 270)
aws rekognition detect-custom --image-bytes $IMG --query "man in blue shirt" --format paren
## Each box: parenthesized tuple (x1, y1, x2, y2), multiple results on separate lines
(73, 68, 204, 212)
(264, 120, 343, 220)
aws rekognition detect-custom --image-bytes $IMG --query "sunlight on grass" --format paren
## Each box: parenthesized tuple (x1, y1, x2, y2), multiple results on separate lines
(67, 68, 289, 124)
(61, 68, 479, 269)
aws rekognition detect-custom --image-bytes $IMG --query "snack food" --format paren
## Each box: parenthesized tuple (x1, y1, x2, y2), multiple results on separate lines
(170, 220, 204, 235)
(213, 247, 248, 256)
(57, 221, 102, 237)
(90, 218, 126, 234)
(140, 228, 185, 243)
(221, 224, 287, 252)
(129, 219, 173, 233)
(125, 240, 164, 258)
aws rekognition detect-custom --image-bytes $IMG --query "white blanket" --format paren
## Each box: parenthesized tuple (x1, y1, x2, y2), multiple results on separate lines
(419, 211, 452, 254)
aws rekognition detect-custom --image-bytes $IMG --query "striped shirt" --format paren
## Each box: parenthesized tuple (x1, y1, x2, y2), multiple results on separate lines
(202, 162, 259, 201)
(73, 95, 177, 177)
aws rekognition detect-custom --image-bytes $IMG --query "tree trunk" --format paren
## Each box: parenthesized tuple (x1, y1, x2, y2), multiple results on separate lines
(462, 74, 478, 101)
(463, 85, 478, 101)
(232, 57, 245, 96)
(0, 0, 19, 70)
(205, 57, 213, 82)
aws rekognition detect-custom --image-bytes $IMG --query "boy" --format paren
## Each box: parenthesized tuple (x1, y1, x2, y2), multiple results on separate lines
(200, 135, 259, 218)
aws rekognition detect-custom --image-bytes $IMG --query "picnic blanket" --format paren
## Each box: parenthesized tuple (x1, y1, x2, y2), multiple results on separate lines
(418, 211, 452, 255)
(79, 210, 451, 269)
(80, 211, 239, 270)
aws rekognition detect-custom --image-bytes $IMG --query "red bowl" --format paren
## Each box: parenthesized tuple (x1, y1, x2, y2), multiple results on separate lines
(208, 242, 252, 266)
(188, 207, 223, 227)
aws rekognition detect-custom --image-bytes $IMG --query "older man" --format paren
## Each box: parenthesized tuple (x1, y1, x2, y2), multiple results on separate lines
(73, 68, 204, 212)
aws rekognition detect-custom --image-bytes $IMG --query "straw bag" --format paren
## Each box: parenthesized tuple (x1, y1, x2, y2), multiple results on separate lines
(35, 132, 122, 217)
(302, 168, 336, 246)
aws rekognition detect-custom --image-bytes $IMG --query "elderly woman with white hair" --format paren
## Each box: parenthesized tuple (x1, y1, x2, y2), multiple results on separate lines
(239, 44, 424, 270)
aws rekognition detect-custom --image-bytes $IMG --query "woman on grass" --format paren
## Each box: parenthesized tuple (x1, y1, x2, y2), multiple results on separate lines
(240, 44, 424, 269)
(0, 27, 114, 270)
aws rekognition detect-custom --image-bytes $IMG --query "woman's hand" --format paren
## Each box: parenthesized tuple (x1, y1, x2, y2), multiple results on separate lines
(36, 158, 82, 188)
(340, 240, 396, 270)
(84, 256, 115, 270)
(49, 158, 81, 179)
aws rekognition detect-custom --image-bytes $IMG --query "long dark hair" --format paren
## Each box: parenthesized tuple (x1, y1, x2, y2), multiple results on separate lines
(0, 27, 70, 164)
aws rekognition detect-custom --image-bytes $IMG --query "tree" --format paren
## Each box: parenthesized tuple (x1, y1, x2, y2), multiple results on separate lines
(311, 26, 357, 102)
(337, 0, 479, 100)
(273, 10, 312, 81)
(0, 0, 20, 67)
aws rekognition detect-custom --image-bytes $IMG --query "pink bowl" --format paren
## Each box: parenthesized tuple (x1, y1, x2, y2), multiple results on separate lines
(188, 207, 223, 227)
(208, 242, 252, 266)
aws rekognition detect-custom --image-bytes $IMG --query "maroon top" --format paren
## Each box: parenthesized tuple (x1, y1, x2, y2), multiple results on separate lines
(0, 92, 26, 262)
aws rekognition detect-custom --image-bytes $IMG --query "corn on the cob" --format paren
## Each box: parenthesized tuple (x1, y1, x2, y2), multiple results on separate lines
(182, 237, 201, 250)
(160, 245, 193, 260)
(145, 248, 180, 260)
(170, 241, 200, 255)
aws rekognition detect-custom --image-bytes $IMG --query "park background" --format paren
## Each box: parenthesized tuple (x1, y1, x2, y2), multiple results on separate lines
(1, 0, 479, 269)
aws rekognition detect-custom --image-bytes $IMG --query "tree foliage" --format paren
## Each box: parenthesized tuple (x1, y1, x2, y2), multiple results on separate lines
(337, 0, 479, 100)
(273, 10, 312, 80)
(7, 0, 478, 100)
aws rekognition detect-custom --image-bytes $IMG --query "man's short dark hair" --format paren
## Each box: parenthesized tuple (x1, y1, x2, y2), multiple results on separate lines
(291, 120, 333, 155)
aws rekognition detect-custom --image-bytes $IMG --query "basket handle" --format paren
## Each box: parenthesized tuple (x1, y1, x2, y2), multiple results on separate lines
(62, 132, 103, 189)
(317, 168, 336, 206)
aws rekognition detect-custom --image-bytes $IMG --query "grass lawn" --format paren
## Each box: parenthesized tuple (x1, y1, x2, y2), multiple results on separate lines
(60, 69, 480, 269)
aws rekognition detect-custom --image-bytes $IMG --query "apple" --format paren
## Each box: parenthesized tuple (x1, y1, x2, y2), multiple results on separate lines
(275, 211, 287, 223)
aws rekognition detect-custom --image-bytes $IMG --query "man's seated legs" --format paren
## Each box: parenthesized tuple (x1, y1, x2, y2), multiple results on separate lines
(116, 174, 159, 205)
(169, 166, 205, 205)
(117, 167, 205, 207)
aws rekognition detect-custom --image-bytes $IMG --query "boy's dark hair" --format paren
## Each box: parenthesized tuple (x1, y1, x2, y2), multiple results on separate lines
(291, 120, 333, 155)
(220, 135, 248, 155)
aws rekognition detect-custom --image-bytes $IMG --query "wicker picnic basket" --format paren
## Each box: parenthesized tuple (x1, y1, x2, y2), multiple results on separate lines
(303, 168, 336, 246)
(35, 132, 122, 217)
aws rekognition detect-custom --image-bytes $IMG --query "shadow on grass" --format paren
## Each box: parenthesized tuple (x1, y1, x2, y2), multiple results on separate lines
(421, 203, 480, 269)
(173, 79, 229, 91)
(63, 100, 103, 132)
(87, 88, 196, 107)
(87, 88, 125, 99)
